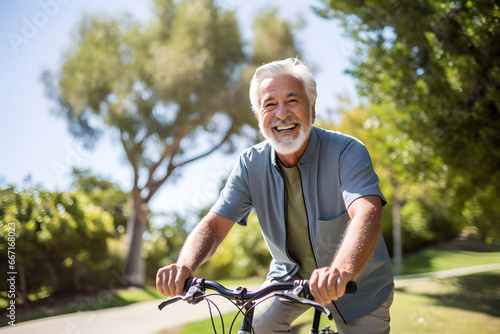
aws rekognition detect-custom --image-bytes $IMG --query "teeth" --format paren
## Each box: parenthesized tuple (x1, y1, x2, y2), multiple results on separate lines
(276, 124, 296, 131)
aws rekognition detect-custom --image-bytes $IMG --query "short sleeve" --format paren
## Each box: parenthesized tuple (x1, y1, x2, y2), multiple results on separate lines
(339, 137, 386, 208)
(210, 154, 254, 225)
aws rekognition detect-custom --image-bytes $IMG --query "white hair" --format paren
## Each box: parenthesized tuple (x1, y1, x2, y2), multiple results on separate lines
(249, 57, 317, 113)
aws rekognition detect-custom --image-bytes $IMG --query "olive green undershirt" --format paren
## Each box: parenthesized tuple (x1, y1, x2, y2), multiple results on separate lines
(277, 159, 316, 279)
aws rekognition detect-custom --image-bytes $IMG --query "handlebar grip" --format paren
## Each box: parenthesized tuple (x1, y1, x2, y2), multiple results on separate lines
(345, 281, 357, 294)
(185, 277, 195, 291)
(300, 280, 357, 299)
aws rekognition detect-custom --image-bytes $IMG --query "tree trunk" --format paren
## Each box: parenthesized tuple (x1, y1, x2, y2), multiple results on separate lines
(392, 198, 402, 276)
(124, 191, 149, 286)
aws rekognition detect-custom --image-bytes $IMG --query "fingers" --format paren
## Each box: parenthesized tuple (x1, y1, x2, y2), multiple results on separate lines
(156, 264, 173, 297)
(309, 267, 351, 306)
(156, 264, 192, 297)
(309, 268, 336, 305)
(336, 274, 349, 299)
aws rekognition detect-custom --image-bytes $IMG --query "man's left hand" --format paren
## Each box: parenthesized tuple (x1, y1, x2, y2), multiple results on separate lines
(309, 267, 354, 306)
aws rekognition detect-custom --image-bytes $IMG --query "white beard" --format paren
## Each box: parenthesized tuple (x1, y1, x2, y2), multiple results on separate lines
(260, 116, 312, 155)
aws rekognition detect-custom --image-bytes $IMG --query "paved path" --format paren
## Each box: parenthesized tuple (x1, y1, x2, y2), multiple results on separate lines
(2, 264, 499, 334)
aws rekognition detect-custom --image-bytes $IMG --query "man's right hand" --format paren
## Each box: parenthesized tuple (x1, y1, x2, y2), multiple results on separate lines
(156, 264, 192, 297)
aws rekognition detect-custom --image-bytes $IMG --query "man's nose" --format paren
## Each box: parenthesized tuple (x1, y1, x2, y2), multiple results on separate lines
(275, 103, 290, 119)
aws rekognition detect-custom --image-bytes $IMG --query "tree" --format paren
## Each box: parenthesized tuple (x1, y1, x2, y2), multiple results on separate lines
(316, 0, 500, 240)
(43, 0, 303, 285)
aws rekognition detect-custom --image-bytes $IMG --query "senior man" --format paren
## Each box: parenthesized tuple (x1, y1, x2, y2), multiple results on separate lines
(157, 57, 394, 333)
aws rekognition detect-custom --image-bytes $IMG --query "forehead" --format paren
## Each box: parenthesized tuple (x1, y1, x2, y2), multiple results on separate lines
(259, 74, 306, 100)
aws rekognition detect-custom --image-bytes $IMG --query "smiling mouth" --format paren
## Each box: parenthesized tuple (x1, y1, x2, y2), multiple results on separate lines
(275, 124, 297, 132)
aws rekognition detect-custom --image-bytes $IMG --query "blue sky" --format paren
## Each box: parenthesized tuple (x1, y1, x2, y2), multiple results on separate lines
(0, 0, 357, 217)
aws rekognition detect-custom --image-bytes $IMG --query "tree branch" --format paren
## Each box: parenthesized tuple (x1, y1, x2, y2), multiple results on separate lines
(143, 125, 235, 203)
(121, 136, 140, 193)
(144, 123, 192, 192)
(144, 110, 217, 195)
(173, 127, 233, 169)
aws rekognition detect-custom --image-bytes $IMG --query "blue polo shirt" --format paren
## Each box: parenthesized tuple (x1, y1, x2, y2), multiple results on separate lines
(211, 126, 394, 323)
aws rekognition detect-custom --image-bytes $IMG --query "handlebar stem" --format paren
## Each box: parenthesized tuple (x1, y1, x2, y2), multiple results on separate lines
(233, 286, 248, 306)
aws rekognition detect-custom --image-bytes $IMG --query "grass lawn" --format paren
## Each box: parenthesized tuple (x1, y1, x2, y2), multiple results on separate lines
(158, 270, 500, 334)
(400, 240, 500, 275)
(390, 270, 500, 334)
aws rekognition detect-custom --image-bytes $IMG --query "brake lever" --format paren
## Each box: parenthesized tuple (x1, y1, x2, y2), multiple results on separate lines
(275, 291, 333, 320)
(158, 286, 206, 311)
(184, 285, 205, 305)
(158, 296, 183, 310)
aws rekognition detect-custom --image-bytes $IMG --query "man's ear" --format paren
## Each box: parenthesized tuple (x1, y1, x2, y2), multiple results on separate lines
(311, 101, 316, 123)
(253, 110, 261, 124)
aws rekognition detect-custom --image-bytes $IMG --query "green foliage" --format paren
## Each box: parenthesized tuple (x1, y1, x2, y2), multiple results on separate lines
(317, 0, 500, 241)
(71, 169, 130, 232)
(251, 9, 300, 65)
(400, 199, 434, 247)
(0, 172, 132, 305)
(0, 180, 124, 303)
(196, 212, 271, 279)
(461, 183, 500, 242)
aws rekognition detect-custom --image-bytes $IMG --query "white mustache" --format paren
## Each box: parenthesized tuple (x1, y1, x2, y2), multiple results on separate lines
(270, 117, 302, 128)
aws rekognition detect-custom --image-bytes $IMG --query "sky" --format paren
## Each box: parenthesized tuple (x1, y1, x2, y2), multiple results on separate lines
(0, 0, 357, 221)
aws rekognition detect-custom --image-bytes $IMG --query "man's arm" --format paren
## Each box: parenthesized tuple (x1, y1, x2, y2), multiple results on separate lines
(156, 211, 235, 297)
(309, 195, 383, 305)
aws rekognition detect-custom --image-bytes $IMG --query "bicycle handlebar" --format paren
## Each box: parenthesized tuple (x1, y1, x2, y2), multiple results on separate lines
(158, 277, 357, 313)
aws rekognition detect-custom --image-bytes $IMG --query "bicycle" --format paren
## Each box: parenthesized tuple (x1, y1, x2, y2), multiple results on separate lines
(158, 277, 357, 334)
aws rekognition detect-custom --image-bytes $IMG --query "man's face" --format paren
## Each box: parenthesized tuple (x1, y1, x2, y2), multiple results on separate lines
(256, 74, 315, 156)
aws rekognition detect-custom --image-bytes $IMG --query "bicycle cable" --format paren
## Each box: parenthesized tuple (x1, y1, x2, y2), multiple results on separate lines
(198, 291, 282, 334)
